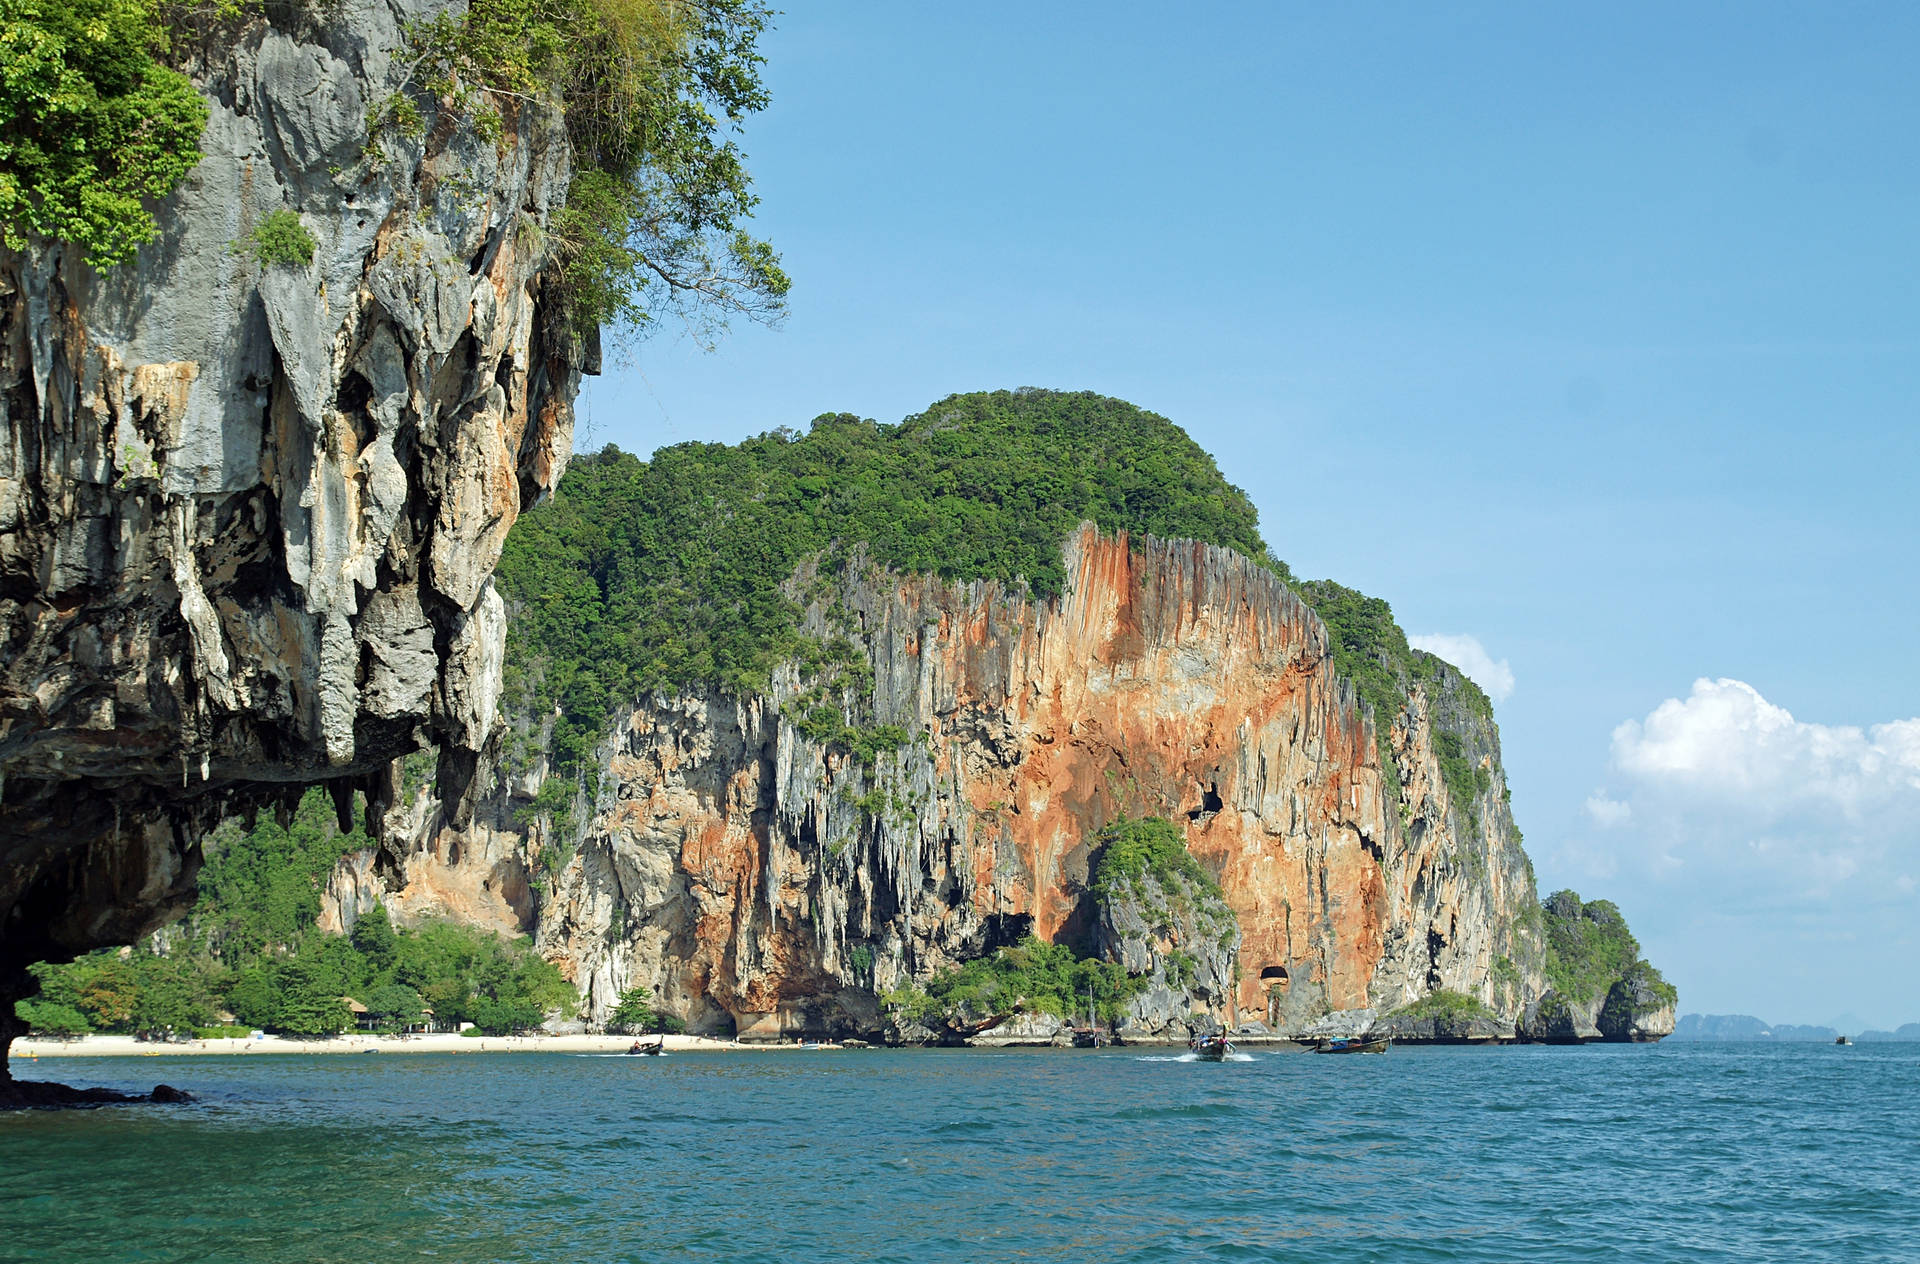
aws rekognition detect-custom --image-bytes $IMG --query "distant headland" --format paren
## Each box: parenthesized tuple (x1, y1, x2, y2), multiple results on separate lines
(1669, 1015, 1920, 1042)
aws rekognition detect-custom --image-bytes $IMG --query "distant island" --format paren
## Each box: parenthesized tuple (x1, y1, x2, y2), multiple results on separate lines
(1669, 1015, 1920, 1042)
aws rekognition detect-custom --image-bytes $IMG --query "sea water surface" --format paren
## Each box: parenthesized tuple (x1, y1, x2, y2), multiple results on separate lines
(3, 1042, 1914, 1262)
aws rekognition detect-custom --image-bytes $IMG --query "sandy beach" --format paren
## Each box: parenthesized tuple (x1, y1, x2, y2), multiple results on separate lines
(13, 1032, 833, 1059)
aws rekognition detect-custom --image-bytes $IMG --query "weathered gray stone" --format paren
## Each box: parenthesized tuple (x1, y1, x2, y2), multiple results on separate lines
(1372, 1011, 1515, 1043)
(966, 1012, 1069, 1047)
(0, 1, 586, 1069)
(1598, 971, 1677, 1042)
(1519, 992, 1603, 1043)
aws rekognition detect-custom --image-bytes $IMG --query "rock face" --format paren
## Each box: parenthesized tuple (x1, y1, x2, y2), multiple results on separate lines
(0, 1, 584, 1065)
(389, 526, 1550, 1038)
(1598, 966, 1678, 1042)
(1093, 847, 1240, 1044)
(1371, 1011, 1514, 1043)
(1519, 993, 1603, 1043)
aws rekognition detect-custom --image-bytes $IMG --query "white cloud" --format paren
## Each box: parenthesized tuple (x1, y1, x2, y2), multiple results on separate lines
(1584, 792, 1632, 827)
(1586, 680, 1920, 1024)
(1590, 678, 1920, 910)
(1407, 633, 1515, 701)
(1611, 678, 1920, 821)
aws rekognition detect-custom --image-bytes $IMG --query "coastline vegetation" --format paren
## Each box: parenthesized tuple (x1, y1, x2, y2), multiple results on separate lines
(605, 987, 688, 1036)
(882, 935, 1145, 1030)
(883, 816, 1228, 1033)
(1390, 989, 1501, 1023)
(16, 789, 575, 1041)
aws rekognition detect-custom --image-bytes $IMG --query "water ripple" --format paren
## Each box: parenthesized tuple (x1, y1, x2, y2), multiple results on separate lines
(1, 1044, 1916, 1261)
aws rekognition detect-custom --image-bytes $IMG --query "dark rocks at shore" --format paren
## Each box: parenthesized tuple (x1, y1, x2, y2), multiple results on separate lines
(0, 1081, 194, 1111)
(1597, 967, 1678, 1042)
(1518, 992, 1602, 1043)
(1371, 1012, 1515, 1043)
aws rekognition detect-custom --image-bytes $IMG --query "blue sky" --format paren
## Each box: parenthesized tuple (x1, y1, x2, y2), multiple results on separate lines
(579, 2, 1920, 1027)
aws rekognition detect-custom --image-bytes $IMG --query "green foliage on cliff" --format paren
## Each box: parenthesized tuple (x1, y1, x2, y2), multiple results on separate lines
(246, 208, 314, 267)
(1089, 817, 1221, 903)
(1432, 730, 1492, 812)
(883, 934, 1146, 1028)
(193, 789, 370, 961)
(17, 789, 577, 1040)
(1291, 577, 1495, 808)
(1599, 959, 1679, 1027)
(497, 389, 1269, 781)
(1540, 889, 1676, 1009)
(393, 0, 787, 337)
(0, 0, 208, 266)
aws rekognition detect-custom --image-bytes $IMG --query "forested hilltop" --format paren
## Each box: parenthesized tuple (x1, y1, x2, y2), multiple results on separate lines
(496, 388, 1489, 792)
(496, 389, 1272, 780)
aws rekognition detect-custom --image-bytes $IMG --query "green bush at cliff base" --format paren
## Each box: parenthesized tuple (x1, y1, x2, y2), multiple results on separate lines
(606, 987, 688, 1035)
(0, 0, 208, 266)
(1391, 988, 1499, 1023)
(496, 390, 1271, 784)
(14, 998, 89, 1037)
(883, 935, 1145, 1029)
(1540, 889, 1676, 1009)
(1600, 959, 1679, 1028)
(15, 788, 579, 1040)
(394, 0, 788, 339)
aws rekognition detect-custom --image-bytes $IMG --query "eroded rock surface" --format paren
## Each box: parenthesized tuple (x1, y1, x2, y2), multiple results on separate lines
(1599, 967, 1678, 1042)
(0, 0, 584, 1063)
(367, 527, 1552, 1039)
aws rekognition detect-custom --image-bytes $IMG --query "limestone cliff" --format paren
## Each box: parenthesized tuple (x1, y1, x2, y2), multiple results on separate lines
(0, 0, 585, 1060)
(363, 525, 1552, 1040)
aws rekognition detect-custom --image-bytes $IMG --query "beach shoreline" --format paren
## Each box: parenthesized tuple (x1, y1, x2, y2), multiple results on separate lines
(13, 1032, 809, 1059)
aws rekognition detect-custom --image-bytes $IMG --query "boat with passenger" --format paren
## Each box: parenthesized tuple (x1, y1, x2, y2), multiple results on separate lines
(1312, 1036, 1389, 1055)
(1190, 1032, 1234, 1061)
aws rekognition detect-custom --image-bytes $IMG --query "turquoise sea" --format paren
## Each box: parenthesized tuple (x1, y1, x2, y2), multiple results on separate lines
(3, 1042, 1913, 1262)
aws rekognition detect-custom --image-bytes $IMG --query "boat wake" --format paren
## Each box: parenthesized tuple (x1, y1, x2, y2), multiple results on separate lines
(573, 1053, 669, 1059)
(1135, 1051, 1256, 1063)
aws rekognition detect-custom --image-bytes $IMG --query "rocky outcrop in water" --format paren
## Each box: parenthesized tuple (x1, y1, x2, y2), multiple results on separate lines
(1517, 891, 1675, 1044)
(1598, 964, 1679, 1042)
(0, 0, 585, 1071)
(366, 526, 1553, 1039)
